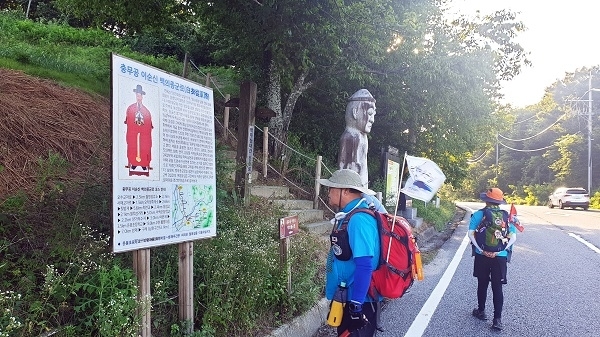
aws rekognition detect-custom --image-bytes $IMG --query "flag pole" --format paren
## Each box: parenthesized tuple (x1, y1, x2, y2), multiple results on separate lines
(393, 151, 408, 216)
(386, 151, 407, 261)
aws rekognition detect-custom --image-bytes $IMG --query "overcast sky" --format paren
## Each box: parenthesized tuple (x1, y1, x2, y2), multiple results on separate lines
(446, 0, 600, 108)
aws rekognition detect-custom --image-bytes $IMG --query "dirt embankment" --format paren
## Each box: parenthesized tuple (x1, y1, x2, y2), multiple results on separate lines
(0, 69, 111, 201)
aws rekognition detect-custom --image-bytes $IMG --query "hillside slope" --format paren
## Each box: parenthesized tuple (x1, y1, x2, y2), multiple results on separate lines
(0, 68, 111, 200)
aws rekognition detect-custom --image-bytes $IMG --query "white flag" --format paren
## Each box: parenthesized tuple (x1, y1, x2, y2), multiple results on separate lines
(400, 155, 446, 203)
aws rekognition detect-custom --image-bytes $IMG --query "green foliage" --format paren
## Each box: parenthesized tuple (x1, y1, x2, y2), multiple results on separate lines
(193, 200, 321, 336)
(590, 191, 600, 209)
(0, 290, 23, 336)
(276, 132, 322, 194)
(412, 199, 456, 232)
(73, 265, 140, 337)
(0, 13, 211, 96)
(505, 184, 554, 206)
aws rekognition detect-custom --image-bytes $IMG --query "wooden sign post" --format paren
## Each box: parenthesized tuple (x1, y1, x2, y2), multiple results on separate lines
(133, 249, 151, 336)
(279, 215, 299, 293)
(234, 81, 257, 203)
(178, 241, 194, 333)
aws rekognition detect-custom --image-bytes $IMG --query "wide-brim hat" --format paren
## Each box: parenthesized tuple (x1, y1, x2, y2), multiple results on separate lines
(133, 84, 146, 95)
(480, 188, 506, 204)
(318, 169, 376, 196)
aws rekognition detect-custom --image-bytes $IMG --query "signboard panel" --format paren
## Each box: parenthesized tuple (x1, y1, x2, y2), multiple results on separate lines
(111, 53, 217, 253)
(246, 125, 254, 174)
(385, 156, 400, 208)
(279, 215, 299, 239)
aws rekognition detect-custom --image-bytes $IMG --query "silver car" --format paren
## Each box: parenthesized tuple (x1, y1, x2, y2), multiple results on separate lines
(548, 187, 590, 210)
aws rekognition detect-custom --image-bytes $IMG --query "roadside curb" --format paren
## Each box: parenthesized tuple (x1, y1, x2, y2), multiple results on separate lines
(265, 298, 329, 337)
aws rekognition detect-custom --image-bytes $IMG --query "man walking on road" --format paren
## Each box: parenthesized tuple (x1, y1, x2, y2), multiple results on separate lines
(469, 188, 517, 331)
(319, 169, 382, 337)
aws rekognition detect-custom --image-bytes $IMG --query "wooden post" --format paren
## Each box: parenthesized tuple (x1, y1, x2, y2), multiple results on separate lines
(223, 94, 230, 140)
(178, 54, 194, 334)
(314, 155, 322, 209)
(205, 73, 211, 87)
(234, 82, 257, 200)
(133, 249, 151, 337)
(178, 242, 194, 333)
(263, 126, 269, 178)
(279, 237, 291, 293)
(182, 52, 189, 78)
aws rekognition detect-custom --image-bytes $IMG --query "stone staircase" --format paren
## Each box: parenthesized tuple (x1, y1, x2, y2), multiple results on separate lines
(225, 151, 432, 242)
(248, 184, 435, 246)
(249, 184, 331, 236)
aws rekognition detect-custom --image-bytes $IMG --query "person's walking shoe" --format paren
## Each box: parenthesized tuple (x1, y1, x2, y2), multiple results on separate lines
(472, 308, 487, 320)
(492, 318, 503, 330)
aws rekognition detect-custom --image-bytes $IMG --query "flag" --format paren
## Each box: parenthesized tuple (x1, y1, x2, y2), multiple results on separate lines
(400, 155, 446, 203)
(509, 203, 525, 232)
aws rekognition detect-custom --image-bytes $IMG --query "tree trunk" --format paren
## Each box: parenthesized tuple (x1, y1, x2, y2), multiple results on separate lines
(266, 59, 283, 158)
(267, 60, 312, 159)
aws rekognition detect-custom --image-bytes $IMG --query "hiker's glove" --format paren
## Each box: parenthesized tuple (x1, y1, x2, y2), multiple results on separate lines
(347, 301, 369, 332)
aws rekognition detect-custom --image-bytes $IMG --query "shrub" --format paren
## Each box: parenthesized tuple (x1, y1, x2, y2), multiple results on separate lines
(192, 199, 322, 336)
(412, 199, 456, 232)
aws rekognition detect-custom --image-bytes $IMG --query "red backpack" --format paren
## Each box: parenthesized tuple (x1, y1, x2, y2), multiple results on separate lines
(345, 208, 423, 299)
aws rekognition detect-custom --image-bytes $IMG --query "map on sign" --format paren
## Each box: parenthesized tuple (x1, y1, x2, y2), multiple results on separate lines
(171, 184, 214, 231)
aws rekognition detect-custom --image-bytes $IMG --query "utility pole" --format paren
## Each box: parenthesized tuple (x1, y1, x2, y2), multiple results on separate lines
(496, 133, 499, 181)
(588, 72, 593, 193)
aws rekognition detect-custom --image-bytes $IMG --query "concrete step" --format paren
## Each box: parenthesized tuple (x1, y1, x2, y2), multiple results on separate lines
(286, 209, 324, 224)
(250, 185, 290, 199)
(270, 199, 314, 210)
(397, 207, 417, 219)
(406, 217, 423, 229)
(301, 220, 332, 236)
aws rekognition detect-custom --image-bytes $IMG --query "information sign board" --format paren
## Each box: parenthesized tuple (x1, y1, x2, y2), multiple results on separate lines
(279, 215, 299, 239)
(111, 54, 217, 252)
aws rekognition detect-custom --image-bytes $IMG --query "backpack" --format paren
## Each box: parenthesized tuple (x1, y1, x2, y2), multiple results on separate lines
(341, 208, 422, 299)
(473, 207, 512, 259)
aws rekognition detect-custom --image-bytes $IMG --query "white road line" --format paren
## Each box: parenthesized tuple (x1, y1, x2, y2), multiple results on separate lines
(568, 232, 600, 254)
(403, 234, 471, 337)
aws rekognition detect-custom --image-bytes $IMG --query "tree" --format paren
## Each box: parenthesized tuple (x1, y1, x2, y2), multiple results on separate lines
(54, 0, 187, 34)
(193, 0, 405, 158)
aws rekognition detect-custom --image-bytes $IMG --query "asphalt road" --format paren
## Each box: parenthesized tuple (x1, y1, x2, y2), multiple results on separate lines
(369, 203, 600, 337)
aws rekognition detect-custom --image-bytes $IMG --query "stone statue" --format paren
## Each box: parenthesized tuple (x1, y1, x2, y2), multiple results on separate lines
(338, 89, 376, 187)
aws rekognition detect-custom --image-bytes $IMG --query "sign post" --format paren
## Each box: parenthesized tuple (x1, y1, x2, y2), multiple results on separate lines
(279, 215, 299, 293)
(111, 54, 217, 336)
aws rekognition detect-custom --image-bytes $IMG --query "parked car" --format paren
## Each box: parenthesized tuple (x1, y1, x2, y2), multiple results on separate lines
(548, 187, 590, 210)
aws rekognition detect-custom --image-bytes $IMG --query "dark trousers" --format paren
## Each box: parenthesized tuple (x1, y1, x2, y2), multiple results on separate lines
(473, 254, 507, 319)
(337, 301, 379, 337)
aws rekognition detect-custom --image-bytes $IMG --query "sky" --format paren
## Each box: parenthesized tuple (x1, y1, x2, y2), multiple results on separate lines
(446, 0, 600, 108)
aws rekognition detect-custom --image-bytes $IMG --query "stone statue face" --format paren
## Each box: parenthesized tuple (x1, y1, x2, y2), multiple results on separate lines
(347, 101, 376, 133)
(359, 101, 376, 133)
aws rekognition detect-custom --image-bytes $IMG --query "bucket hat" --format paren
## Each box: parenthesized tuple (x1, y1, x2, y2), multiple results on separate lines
(479, 188, 506, 204)
(318, 169, 376, 196)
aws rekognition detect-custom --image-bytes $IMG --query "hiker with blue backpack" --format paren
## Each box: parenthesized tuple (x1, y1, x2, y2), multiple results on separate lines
(319, 169, 382, 337)
(469, 188, 517, 331)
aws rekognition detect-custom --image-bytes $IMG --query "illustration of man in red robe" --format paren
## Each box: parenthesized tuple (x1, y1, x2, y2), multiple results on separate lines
(124, 84, 153, 173)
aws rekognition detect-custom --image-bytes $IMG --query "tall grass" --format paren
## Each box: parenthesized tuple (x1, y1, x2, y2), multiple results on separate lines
(0, 11, 215, 96)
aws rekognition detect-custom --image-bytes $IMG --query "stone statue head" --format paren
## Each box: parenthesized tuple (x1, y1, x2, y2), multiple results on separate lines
(345, 89, 376, 133)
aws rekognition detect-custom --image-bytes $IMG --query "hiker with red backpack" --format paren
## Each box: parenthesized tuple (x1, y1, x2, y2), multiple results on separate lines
(468, 188, 517, 331)
(319, 169, 382, 337)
